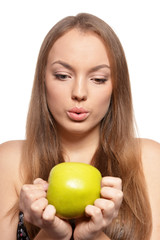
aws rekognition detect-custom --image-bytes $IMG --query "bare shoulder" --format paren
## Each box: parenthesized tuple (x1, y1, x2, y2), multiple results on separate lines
(0, 140, 25, 198)
(0, 140, 25, 239)
(0, 139, 24, 157)
(140, 138, 160, 155)
(140, 138, 160, 173)
(140, 138, 160, 189)
(0, 139, 25, 196)
(140, 139, 160, 239)
(0, 140, 24, 178)
(140, 138, 160, 196)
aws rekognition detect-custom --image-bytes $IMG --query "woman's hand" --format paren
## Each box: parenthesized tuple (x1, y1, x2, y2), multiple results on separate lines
(19, 178, 72, 240)
(73, 176, 123, 240)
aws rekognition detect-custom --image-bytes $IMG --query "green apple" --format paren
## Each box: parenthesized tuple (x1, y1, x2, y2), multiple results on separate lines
(47, 162, 102, 219)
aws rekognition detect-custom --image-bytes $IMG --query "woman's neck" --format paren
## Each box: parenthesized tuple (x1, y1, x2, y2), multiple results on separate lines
(59, 127, 100, 164)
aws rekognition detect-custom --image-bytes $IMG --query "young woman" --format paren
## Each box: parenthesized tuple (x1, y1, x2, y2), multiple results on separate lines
(0, 13, 160, 240)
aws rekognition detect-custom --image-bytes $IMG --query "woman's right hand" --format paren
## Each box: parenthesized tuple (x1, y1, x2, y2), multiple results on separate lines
(19, 178, 72, 240)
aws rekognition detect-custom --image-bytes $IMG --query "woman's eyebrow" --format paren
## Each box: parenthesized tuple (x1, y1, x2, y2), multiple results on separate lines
(51, 60, 73, 70)
(89, 64, 110, 72)
(51, 60, 110, 72)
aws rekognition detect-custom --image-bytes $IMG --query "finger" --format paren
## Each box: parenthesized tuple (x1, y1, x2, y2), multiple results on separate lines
(21, 183, 45, 192)
(94, 198, 116, 219)
(101, 177, 122, 190)
(101, 186, 123, 203)
(33, 178, 49, 191)
(31, 197, 48, 214)
(85, 205, 103, 228)
(27, 198, 48, 227)
(20, 188, 47, 205)
(42, 204, 56, 225)
(100, 187, 123, 218)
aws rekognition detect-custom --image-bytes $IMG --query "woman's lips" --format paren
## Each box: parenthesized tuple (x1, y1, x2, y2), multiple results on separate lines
(67, 107, 89, 121)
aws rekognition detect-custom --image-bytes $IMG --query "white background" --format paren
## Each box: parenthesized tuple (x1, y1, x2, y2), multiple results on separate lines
(0, 0, 159, 144)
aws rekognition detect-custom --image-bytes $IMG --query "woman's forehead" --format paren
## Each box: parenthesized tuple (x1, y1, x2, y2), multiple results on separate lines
(47, 29, 110, 68)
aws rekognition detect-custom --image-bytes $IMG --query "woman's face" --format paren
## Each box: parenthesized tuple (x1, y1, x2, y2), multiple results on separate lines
(45, 29, 112, 137)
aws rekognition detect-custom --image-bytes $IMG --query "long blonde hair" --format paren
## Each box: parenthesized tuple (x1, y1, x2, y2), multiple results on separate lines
(20, 13, 152, 239)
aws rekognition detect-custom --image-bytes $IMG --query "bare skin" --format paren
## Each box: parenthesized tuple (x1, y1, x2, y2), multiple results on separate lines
(140, 139, 160, 239)
(0, 139, 160, 239)
(0, 140, 122, 240)
(17, 30, 122, 240)
(0, 30, 160, 239)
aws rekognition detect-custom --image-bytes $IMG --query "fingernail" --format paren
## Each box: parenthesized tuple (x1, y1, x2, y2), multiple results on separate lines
(43, 183, 49, 191)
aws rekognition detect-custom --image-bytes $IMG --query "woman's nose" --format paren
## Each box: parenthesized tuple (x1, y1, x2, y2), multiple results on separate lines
(71, 77, 87, 101)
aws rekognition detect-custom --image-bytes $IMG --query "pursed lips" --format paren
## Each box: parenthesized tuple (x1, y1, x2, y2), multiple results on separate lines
(67, 107, 89, 121)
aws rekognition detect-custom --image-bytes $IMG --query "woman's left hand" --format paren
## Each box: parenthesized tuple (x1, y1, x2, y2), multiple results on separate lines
(73, 176, 123, 240)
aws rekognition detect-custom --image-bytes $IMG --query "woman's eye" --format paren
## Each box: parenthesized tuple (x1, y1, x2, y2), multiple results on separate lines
(54, 74, 70, 80)
(92, 78, 108, 84)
